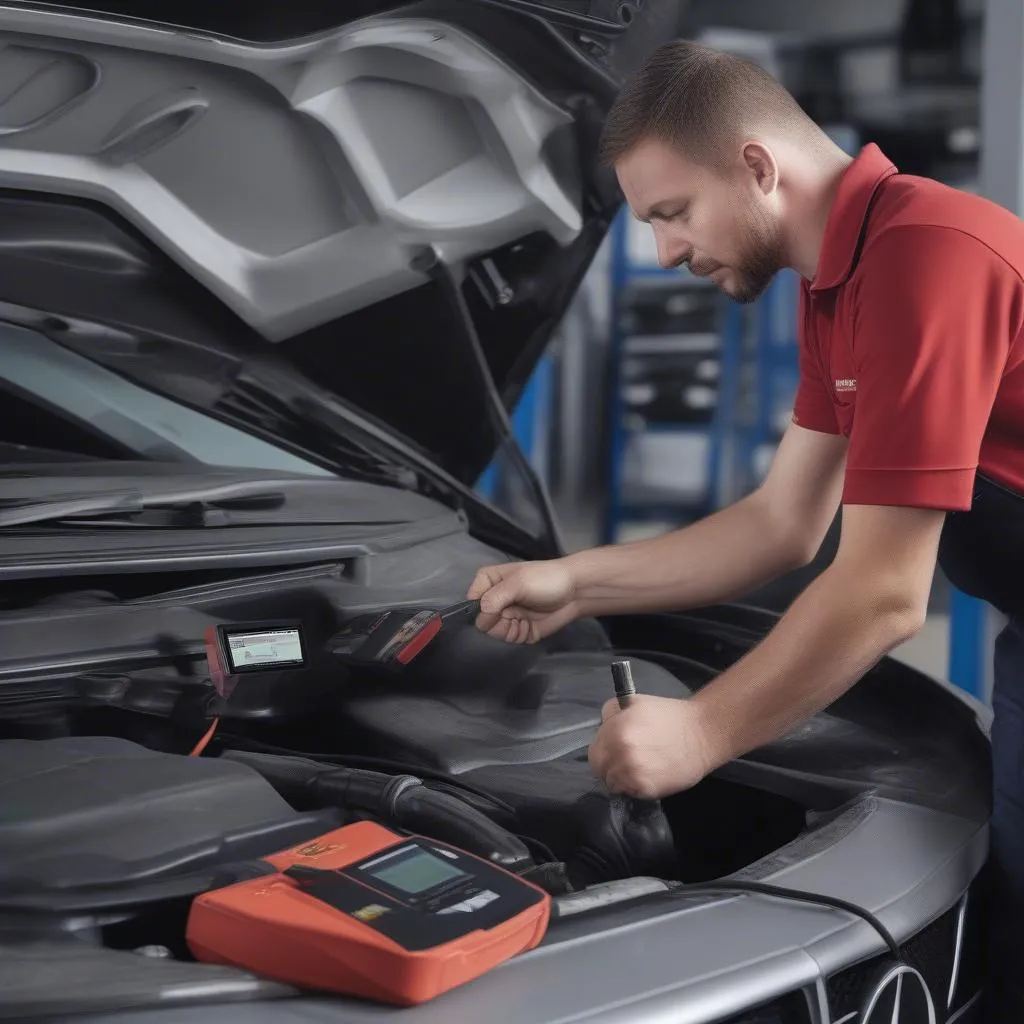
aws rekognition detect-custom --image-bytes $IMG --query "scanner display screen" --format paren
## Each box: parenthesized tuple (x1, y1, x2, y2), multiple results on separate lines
(366, 849, 466, 895)
(225, 627, 305, 672)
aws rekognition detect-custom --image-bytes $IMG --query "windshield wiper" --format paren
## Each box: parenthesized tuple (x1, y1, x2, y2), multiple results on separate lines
(6, 304, 547, 557)
(213, 379, 427, 494)
(0, 483, 287, 529)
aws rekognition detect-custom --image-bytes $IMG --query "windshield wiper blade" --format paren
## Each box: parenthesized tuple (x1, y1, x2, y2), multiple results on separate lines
(215, 381, 424, 494)
(0, 483, 287, 529)
(0, 490, 144, 528)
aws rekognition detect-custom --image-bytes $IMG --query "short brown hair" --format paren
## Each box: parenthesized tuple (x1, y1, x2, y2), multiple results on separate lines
(599, 40, 817, 169)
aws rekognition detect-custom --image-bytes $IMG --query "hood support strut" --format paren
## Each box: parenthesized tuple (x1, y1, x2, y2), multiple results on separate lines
(411, 246, 564, 559)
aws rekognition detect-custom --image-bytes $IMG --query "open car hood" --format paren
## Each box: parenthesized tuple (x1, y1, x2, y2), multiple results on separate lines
(0, 0, 679, 484)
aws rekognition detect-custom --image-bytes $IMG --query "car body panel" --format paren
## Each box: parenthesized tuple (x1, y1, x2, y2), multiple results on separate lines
(4, 801, 985, 1021)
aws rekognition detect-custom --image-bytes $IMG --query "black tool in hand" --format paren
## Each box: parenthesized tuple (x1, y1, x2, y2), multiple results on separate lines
(605, 658, 677, 879)
(611, 659, 637, 710)
(327, 600, 480, 668)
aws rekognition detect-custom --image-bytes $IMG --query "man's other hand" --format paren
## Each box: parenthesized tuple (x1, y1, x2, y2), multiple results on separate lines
(588, 694, 716, 800)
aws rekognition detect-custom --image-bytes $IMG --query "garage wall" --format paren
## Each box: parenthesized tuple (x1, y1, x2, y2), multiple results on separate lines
(684, 0, 982, 39)
(685, 0, 982, 124)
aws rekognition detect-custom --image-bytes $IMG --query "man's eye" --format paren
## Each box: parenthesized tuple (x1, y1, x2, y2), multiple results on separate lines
(650, 207, 689, 223)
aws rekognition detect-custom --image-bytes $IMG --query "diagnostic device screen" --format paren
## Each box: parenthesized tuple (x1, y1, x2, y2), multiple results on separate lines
(366, 849, 466, 895)
(225, 627, 305, 672)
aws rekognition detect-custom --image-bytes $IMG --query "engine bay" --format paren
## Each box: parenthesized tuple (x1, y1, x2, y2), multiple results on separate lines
(2, 558, 985, 1017)
(0, 580, 825, 959)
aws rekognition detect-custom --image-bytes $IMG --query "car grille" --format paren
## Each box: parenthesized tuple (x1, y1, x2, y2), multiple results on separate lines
(826, 890, 976, 1019)
(718, 991, 810, 1023)
(903, 900, 962, 1005)
(716, 881, 984, 1024)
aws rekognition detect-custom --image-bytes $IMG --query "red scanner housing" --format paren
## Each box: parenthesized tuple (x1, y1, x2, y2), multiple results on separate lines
(186, 820, 550, 1006)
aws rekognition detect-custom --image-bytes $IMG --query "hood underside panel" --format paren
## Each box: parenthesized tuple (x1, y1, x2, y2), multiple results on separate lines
(0, 0, 681, 479)
(0, 7, 580, 339)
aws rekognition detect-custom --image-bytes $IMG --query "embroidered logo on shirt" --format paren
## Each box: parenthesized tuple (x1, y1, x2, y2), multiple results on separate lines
(834, 378, 857, 393)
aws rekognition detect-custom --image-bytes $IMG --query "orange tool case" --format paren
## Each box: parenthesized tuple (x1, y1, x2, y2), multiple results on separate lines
(186, 820, 551, 1006)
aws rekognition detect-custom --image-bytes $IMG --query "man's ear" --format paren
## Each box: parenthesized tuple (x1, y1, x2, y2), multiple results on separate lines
(741, 142, 779, 195)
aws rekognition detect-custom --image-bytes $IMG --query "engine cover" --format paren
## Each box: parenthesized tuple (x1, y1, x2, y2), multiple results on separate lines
(339, 650, 692, 774)
(0, 736, 327, 892)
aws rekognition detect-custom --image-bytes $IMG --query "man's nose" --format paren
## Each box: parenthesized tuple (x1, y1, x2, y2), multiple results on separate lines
(653, 227, 690, 270)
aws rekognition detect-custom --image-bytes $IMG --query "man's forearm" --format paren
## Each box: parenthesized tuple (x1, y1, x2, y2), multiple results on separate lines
(687, 562, 924, 770)
(565, 490, 811, 618)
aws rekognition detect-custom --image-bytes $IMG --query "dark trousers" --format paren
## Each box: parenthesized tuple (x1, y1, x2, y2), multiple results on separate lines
(984, 617, 1024, 1021)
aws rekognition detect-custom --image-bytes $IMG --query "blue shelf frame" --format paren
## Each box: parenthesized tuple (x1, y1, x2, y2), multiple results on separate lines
(602, 209, 800, 543)
(948, 590, 988, 699)
(731, 269, 802, 499)
(602, 211, 729, 543)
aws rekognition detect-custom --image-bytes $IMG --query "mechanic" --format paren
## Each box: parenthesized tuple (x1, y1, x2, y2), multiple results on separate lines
(467, 40, 1024, 1022)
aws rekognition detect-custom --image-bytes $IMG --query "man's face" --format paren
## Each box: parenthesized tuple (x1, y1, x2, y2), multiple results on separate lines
(615, 137, 784, 304)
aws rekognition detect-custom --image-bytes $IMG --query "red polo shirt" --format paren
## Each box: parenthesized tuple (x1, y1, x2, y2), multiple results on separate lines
(793, 143, 1024, 510)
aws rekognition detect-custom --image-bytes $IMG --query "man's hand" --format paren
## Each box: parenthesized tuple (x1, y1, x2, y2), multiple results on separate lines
(467, 559, 579, 643)
(588, 695, 715, 799)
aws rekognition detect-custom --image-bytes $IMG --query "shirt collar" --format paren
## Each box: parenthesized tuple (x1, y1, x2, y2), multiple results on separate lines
(810, 143, 899, 292)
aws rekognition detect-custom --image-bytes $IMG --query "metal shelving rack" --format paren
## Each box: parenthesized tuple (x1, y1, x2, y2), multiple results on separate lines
(602, 207, 801, 544)
(601, 210, 725, 544)
(720, 267, 803, 504)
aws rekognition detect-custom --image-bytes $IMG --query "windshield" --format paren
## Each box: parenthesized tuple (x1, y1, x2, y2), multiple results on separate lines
(0, 323, 330, 475)
(0, 319, 552, 558)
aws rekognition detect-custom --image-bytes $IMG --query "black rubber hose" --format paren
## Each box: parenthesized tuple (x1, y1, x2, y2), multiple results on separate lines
(223, 750, 533, 872)
(388, 784, 533, 871)
(216, 733, 518, 817)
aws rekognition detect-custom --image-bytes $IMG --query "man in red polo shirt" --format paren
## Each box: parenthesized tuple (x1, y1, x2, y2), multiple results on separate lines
(467, 40, 1024, 1021)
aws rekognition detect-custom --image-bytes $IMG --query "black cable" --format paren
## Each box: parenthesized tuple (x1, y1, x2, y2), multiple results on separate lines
(668, 879, 901, 959)
(591, 664, 900, 958)
(515, 833, 558, 866)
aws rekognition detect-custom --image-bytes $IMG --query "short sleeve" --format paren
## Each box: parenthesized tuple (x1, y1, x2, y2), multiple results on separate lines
(843, 225, 1019, 510)
(792, 280, 841, 434)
